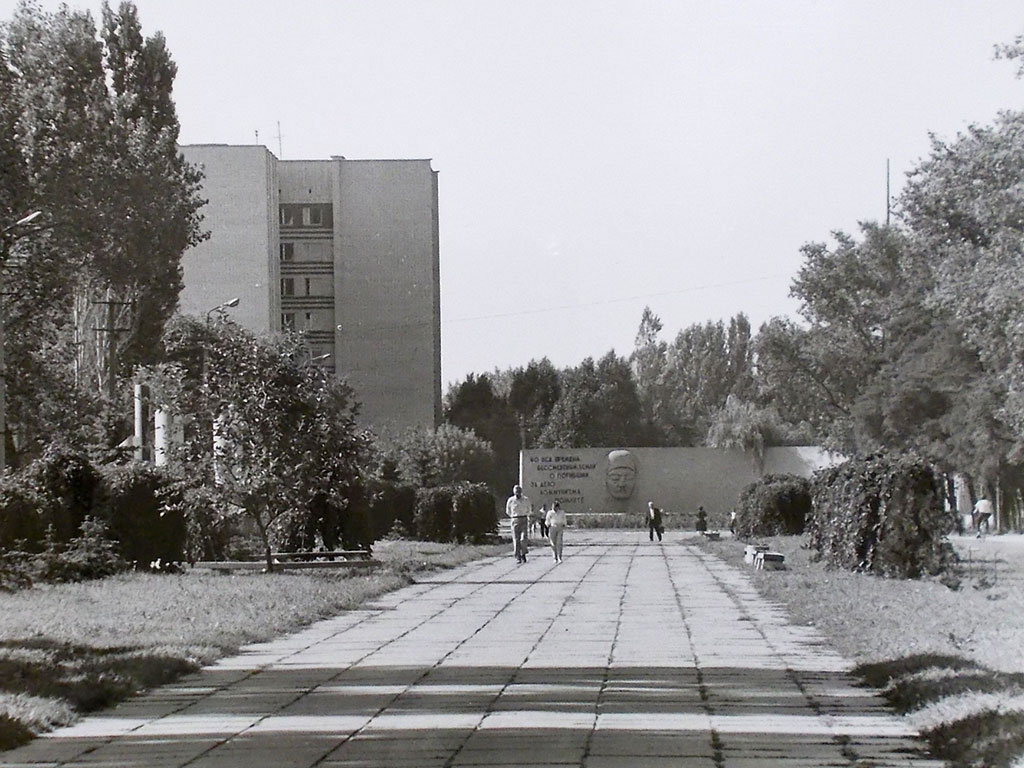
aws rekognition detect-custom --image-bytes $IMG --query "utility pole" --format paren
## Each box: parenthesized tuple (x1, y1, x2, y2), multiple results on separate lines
(886, 158, 891, 228)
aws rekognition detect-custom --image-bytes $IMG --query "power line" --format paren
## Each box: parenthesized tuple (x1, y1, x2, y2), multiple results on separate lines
(442, 273, 792, 325)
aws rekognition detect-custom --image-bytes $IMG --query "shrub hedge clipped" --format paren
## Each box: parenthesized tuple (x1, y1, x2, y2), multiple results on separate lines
(451, 482, 496, 542)
(413, 486, 455, 542)
(410, 483, 496, 543)
(735, 474, 812, 538)
(807, 452, 956, 578)
(368, 482, 417, 540)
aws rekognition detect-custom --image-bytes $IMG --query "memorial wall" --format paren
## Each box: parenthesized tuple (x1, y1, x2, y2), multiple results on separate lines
(519, 446, 837, 522)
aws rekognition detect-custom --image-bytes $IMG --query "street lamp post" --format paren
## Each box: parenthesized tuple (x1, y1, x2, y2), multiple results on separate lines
(205, 296, 239, 324)
(0, 211, 43, 471)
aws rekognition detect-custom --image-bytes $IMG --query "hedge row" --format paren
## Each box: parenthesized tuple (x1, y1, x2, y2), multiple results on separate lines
(413, 483, 497, 543)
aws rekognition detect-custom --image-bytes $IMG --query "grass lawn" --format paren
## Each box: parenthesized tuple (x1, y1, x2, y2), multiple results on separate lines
(695, 532, 1024, 768)
(0, 539, 506, 751)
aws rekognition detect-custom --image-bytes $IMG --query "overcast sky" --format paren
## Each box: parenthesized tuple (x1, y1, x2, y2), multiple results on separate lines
(4, 0, 1023, 387)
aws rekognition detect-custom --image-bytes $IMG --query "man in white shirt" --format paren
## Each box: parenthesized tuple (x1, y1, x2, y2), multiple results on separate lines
(972, 498, 994, 536)
(505, 485, 532, 563)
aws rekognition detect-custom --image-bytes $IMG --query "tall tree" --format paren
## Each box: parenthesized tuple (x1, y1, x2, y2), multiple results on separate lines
(657, 314, 755, 445)
(444, 374, 519, 489)
(1, 1, 204, 460)
(630, 306, 668, 445)
(538, 352, 648, 448)
(507, 358, 561, 449)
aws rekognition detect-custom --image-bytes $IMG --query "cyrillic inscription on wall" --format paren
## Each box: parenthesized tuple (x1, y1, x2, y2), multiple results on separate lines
(524, 453, 597, 509)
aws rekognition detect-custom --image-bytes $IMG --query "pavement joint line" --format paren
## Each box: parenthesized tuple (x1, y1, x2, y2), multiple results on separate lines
(315, 551, 561, 766)
(687, 544, 930, 767)
(663, 543, 724, 768)
(443, 544, 613, 768)
(579, 540, 639, 768)
(169, 554, 512, 768)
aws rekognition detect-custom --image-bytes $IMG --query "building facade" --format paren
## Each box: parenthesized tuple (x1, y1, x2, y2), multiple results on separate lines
(178, 145, 441, 431)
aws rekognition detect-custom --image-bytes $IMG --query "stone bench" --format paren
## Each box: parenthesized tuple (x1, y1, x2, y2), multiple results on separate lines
(753, 551, 786, 570)
(193, 551, 380, 573)
(743, 545, 769, 565)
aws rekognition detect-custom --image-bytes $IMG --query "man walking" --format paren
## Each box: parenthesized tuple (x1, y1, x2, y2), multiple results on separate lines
(506, 484, 532, 563)
(647, 500, 663, 542)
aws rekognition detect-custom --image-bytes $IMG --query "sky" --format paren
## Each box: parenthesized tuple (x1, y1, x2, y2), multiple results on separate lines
(3, 0, 1023, 388)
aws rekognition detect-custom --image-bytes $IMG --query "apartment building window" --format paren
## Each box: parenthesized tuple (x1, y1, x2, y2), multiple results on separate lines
(280, 243, 294, 261)
(281, 277, 295, 296)
(305, 278, 312, 296)
(280, 206, 299, 226)
(304, 312, 314, 330)
(281, 312, 295, 331)
(304, 206, 323, 226)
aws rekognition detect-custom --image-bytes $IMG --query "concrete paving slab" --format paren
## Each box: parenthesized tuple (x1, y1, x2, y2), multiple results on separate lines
(1, 532, 942, 767)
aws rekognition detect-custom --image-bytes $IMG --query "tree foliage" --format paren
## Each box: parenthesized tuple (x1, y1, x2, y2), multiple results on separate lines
(0, 1, 205, 462)
(150, 317, 370, 569)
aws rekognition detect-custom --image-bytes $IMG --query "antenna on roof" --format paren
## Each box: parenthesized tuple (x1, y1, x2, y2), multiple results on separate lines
(276, 121, 283, 158)
(255, 129, 259, 144)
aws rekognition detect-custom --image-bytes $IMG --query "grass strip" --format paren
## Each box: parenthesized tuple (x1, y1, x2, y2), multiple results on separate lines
(0, 540, 505, 751)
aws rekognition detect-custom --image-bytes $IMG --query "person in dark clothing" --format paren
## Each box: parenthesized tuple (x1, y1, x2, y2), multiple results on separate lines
(695, 506, 708, 533)
(647, 501, 663, 542)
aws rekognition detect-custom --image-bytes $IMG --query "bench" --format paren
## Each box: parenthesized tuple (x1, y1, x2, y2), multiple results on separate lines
(194, 550, 380, 573)
(743, 545, 769, 565)
(753, 551, 786, 571)
(271, 550, 374, 561)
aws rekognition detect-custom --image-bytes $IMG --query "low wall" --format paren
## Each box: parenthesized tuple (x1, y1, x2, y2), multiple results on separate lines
(518, 446, 837, 527)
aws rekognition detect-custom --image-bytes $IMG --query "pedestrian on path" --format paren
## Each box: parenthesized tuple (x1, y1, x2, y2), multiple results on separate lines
(695, 505, 708, 533)
(505, 484, 532, 563)
(546, 501, 567, 562)
(647, 500, 663, 542)
(537, 503, 550, 538)
(972, 497, 994, 537)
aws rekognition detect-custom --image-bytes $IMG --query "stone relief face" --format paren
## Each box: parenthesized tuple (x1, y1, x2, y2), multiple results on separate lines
(605, 450, 637, 499)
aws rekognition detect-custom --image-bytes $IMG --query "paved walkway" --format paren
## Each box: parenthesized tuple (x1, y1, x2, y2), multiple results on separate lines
(2, 532, 943, 767)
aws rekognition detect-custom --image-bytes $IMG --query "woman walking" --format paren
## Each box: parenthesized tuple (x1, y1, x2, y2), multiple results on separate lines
(546, 501, 567, 562)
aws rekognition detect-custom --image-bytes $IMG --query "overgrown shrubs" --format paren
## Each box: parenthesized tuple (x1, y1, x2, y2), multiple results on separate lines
(808, 453, 956, 578)
(103, 463, 185, 565)
(0, 446, 185, 586)
(735, 474, 811, 538)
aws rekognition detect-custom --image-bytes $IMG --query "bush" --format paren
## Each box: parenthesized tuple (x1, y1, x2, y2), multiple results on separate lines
(99, 463, 185, 566)
(735, 474, 812, 538)
(33, 518, 128, 583)
(807, 452, 956, 578)
(0, 444, 103, 552)
(368, 482, 417, 540)
(452, 483, 496, 542)
(0, 472, 48, 552)
(413, 486, 455, 542)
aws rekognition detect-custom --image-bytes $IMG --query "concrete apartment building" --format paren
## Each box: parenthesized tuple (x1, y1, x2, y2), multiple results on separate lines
(177, 145, 441, 432)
